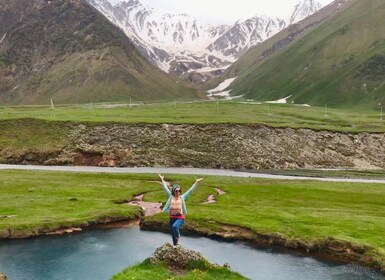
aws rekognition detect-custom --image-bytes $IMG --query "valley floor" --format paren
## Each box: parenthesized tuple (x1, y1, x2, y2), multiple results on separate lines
(0, 170, 384, 275)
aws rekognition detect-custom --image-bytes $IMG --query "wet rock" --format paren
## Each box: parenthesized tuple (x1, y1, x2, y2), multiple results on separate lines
(0, 272, 7, 280)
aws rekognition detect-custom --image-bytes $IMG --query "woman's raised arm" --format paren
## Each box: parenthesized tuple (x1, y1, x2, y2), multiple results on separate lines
(182, 178, 204, 200)
(158, 174, 171, 196)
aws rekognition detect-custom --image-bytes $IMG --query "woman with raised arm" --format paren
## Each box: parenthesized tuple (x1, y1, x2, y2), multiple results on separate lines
(157, 174, 203, 246)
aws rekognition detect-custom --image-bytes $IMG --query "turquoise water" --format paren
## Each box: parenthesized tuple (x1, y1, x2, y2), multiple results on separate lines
(0, 227, 383, 280)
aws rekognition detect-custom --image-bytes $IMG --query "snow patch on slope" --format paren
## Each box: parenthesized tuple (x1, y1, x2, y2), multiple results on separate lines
(207, 77, 241, 99)
(207, 77, 238, 94)
(0, 33, 6, 44)
(266, 95, 292, 104)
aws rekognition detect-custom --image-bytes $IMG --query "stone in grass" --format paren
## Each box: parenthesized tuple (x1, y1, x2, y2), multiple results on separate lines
(0, 272, 7, 280)
(150, 243, 229, 271)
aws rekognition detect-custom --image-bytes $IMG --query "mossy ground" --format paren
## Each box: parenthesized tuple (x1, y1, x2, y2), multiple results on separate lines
(111, 258, 246, 280)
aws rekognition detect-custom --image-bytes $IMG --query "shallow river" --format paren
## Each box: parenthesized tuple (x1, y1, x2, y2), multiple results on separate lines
(0, 227, 383, 280)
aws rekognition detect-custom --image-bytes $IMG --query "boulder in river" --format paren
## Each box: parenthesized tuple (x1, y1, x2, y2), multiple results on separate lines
(150, 243, 207, 269)
(112, 243, 246, 279)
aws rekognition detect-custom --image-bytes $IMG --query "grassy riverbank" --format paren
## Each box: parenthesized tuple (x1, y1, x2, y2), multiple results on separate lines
(0, 170, 153, 236)
(0, 170, 384, 271)
(112, 258, 246, 280)
(0, 102, 384, 132)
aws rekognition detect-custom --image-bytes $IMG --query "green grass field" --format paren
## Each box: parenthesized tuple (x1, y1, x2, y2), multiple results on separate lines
(0, 170, 151, 233)
(0, 170, 384, 266)
(250, 169, 385, 180)
(0, 101, 384, 132)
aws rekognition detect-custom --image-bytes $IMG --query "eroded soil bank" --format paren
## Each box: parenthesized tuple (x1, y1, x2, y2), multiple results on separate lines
(1, 120, 385, 170)
(0, 215, 141, 239)
(140, 219, 385, 276)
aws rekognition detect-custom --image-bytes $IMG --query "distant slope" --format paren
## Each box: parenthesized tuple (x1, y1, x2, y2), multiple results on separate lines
(211, 0, 385, 108)
(204, 0, 352, 90)
(0, 0, 198, 105)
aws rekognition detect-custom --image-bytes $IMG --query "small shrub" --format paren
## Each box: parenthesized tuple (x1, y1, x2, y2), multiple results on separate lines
(355, 55, 385, 80)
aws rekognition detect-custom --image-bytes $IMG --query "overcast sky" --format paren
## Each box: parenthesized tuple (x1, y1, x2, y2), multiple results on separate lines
(109, 0, 334, 23)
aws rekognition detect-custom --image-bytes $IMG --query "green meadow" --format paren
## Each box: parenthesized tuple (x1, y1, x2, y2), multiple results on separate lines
(0, 170, 384, 268)
(0, 101, 384, 132)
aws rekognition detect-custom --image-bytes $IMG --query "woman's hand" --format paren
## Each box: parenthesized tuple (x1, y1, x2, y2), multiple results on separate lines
(195, 178, 204, 184)
(158, 174, 164, 181)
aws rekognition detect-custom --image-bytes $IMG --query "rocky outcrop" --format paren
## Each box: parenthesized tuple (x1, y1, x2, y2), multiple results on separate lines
(150, 243, 231, 272)
(2, 122, 385, 170)
(150, 243, 206, 269)
(112, 243, 243, 279)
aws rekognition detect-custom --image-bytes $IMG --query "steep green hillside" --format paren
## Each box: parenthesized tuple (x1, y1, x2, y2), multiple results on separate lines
(221, 0, 385, 108)
(0, 0, 199, 105)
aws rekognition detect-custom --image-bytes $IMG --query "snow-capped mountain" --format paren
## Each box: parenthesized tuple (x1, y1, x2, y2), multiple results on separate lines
(87, 0, 325, 83)
(289, 0, 323, 24)
(207, 16, 287, 58)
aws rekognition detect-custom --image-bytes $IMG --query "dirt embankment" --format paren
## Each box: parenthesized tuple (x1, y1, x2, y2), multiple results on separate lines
(1, 121, 385, 170)
(0, 215, 140, 240)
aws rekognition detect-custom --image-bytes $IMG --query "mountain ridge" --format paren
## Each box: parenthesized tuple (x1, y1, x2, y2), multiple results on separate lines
(88, 0, 325, 84)
(0, 0, 199, 105)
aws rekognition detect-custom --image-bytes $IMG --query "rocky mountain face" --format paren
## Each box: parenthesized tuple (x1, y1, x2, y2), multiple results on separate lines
(0, 0, 44, 37)
(0, 0, 198, 105)
(87, 0, 325, 84)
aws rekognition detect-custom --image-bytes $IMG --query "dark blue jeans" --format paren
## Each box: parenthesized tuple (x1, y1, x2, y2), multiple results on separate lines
(169, 218, 184, 245)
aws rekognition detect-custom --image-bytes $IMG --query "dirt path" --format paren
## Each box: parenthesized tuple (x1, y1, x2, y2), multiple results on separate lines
(203, 188, 226, 204)
(128, 194, 163, 217)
